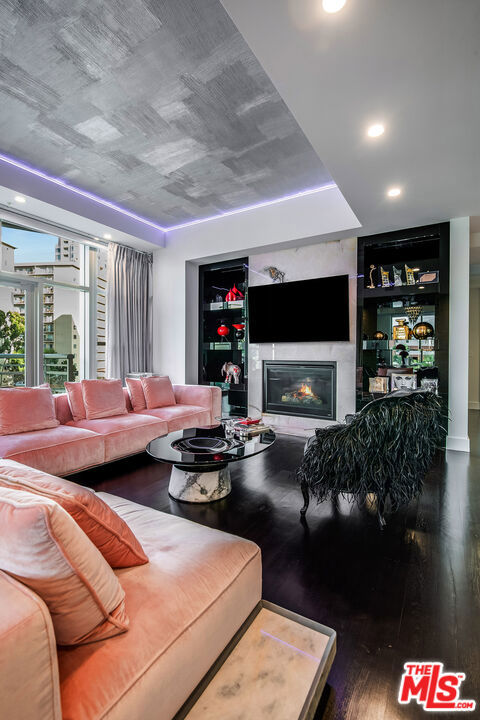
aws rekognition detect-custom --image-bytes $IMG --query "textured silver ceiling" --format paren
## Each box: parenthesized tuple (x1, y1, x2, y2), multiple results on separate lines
(0, 0, 332, 226)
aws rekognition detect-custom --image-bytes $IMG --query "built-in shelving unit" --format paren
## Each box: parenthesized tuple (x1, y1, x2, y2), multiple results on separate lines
(198, 258, 248, 416)
(356, 223, 450, 411)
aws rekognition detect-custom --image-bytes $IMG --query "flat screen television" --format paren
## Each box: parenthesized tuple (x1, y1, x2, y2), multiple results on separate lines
(248, 275, 349, 342)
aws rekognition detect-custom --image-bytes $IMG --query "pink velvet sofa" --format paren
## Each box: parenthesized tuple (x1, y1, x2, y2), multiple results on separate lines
(0, 385, 221, 477)
(0, 461, 261, 720)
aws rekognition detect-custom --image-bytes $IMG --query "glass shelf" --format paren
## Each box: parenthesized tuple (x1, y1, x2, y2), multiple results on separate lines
(363, 339, 434, 350)
(203, 341, 245, 351)
(204, 301, 245, 312)
(207, 381, 247, 392)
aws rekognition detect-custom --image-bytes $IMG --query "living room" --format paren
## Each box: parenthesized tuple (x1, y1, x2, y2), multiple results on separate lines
(0, 1, 479, 719)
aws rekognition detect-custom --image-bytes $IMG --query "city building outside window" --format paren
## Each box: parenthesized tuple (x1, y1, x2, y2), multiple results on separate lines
(0, 220, 108, 391)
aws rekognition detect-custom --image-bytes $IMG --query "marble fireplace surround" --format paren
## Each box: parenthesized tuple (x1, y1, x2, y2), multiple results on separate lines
(248, 237, 357, 437)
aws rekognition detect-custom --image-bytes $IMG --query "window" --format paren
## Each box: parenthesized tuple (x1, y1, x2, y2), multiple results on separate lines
(0, 220, 108, 391)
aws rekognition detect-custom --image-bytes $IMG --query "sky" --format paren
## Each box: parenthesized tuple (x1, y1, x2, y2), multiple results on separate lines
(2, 227, 57, 263)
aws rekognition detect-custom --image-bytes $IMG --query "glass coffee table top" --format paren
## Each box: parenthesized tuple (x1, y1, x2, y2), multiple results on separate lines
(146, 424, 276, 468)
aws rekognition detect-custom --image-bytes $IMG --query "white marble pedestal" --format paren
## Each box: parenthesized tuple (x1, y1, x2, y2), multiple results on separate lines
(169, 465, 231, 503)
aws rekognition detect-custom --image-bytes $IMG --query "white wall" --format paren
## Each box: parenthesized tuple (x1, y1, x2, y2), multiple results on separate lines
(152, 185, 360, 383)
(447, 218, 470, 452)
(468, 285, 480, 410)
(247, 238, 357, 435)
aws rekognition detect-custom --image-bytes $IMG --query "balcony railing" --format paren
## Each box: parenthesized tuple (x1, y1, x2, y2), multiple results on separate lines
(0, 354, 76, 393)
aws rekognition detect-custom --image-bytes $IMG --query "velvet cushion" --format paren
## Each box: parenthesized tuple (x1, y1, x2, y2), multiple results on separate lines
(0, 461, 148, 568)
(141, 376, 176, 409)
(125, 378, 146, 412)
(0, 425, 104, 477)
(64, 382, 86, 421)
(0, 385, 59, 436)
(67, 413, 168, 463)
(0, 570, 62, 720)
(139, 405, 211, 433)
(0, 486, 128, 646)
(81, 379, 127, 420)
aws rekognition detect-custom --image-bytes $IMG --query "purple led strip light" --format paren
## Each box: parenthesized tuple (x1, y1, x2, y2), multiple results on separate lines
(0, 152, 337, 234)
(166, 182, 337, 232)
(260, 629, 321, 663)
(0, 152, 167, 232)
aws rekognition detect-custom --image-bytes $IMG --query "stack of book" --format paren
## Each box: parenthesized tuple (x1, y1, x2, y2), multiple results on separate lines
(234, 421, 270, 438)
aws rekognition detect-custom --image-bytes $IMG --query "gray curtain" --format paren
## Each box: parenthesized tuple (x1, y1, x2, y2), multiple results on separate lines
(106, 242, 153, 380)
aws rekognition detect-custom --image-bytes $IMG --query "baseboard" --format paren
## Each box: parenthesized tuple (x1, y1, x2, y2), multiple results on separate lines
(446, 435, 471, 453)
(468, 401, 480, 410)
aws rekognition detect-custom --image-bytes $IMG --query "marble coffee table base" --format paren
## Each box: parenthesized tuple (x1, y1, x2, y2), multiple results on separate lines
(169, 465, 231, 503)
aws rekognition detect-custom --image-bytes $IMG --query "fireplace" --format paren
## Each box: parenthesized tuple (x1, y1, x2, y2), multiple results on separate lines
(263, 361, 336, 420)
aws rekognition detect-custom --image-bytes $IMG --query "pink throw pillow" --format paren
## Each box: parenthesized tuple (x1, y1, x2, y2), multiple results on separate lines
(0, 385, 59, 436)
(81, 379, 127, 420)
(0, 485, 129, 646)
(0, 461, 148, 568)
(64, 381, 86, 421)
(141, 376, 176, 409)
(125, 377, 146, 411)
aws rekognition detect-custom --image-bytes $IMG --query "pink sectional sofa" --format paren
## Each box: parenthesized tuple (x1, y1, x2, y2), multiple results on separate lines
(0, 462, 261, 720)
(0, 385, 221, 477)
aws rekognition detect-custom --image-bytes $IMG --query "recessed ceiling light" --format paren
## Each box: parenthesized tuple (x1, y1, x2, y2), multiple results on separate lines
(367, 123, 385, 138)
(412, 267, 420, 272)
(419, 286, 425, 290)
(103, 233, 112, 240)
(322, 0, 347, 13)
(14, 195, 26, 203)
(387, 187, 402, 198)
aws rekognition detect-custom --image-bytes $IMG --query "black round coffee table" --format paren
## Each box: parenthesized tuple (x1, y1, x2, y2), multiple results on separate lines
(146, 423, 275, 503)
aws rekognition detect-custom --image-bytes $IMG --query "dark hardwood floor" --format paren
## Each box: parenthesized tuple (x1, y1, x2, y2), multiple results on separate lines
(71, 426, 480, 720)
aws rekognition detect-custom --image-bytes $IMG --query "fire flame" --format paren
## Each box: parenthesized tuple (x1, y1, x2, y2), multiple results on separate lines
(291, 383, 318, 399)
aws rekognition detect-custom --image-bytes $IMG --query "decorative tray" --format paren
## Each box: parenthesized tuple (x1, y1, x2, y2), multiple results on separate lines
(171, 437, 239, 455)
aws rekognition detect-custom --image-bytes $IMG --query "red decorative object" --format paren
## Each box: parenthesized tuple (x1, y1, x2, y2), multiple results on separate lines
(232, 322, 245, 340)
(225, 284, 244, 302)
(217, 324, 230, 337)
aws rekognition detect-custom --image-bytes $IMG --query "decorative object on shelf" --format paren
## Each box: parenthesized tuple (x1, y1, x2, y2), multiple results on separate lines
(405, 304, 423, 326)
(421, 378, 439, 394)
(217, 323, 230, 337)
(393, 318, 411, 340)
(395, 343, 410, 367)
(393, 266, 403, 286)
(263, 266, 285, 283)
(380, 267, 390, 288)
(377, 350, 387, 368)
(367, 264, 376, 289)
(221, 361, 242, 384)
(405, 264, 416, 285)
(391, 373, 417, 391)
(225, 284, 244, 302)
(373, 330, 388, 340)
(369, 376, 389, 394)
(412, 321, 434, 339)
(215, 293, 223, 303)
(232, 323, 245, 340)
(418, 270, 439, 284)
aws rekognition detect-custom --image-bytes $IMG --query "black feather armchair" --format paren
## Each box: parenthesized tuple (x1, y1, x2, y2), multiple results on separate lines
(297, 391, 445, 525)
